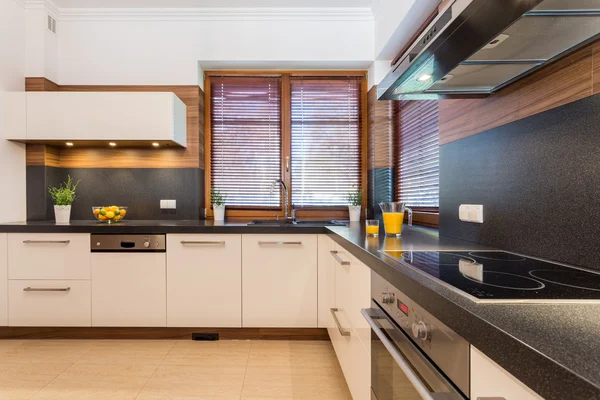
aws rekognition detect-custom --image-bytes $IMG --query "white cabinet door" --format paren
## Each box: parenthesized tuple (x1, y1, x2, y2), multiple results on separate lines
(8, 233, 90, 280)
(2, 92, 26, 140)
(471, 346, 543, 400)
(317, 234, 337, 328)
(167, 234, 241, 327)
(25, 92, 186, 146)
(242, 234, 318, 328)
(0, 234, 6, 326)
(91, 253, 166, 327)
(8, 280, 91, 327)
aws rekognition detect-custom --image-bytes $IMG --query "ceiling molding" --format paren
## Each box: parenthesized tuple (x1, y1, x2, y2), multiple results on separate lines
(13, 0, 26, 8)
(25, 0, 60, 17)
(57, 7, 374, 22)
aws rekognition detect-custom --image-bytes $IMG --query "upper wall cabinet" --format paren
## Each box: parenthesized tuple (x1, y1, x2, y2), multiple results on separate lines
(5, 92, 187, 147)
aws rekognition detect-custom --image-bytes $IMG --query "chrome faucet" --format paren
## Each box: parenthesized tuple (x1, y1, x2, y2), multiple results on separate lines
(271, 179, 291, 220)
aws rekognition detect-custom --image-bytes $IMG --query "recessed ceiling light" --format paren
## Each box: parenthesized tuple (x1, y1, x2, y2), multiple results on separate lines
(152, 142, 160, 147)
(65, 142, 74, 147)
(417, 74, 433, 82)
(109, 142, 117, 147)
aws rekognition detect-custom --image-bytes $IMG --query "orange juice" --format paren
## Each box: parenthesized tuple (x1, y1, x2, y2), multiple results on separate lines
(383, 212, 404, 236)
(366, 225, 379, 235)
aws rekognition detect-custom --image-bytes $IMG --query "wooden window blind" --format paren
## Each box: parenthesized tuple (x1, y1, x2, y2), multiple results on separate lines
(396, 100, 440, 208)
(210, 76, 282, 207)
(290, 77, 362, 207)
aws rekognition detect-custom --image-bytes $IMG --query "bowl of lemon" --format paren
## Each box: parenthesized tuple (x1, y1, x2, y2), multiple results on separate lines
(92, 206, 128, 223)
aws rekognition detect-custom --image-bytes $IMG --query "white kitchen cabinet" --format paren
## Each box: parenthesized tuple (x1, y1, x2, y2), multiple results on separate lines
(8, 280, 91, 327)
(91, 253, 166, 327)
(242, 234, 318, 328)
(317, 234, 337, 328)
(8, 233, 91, 280)
(471, 346, 543, 400)
(0, 234, 7, 326)
(328, 242, 371, 400)
(2, 92, 26, 140)
(22, 92, 186, 146)
(167, 234, 242, 327)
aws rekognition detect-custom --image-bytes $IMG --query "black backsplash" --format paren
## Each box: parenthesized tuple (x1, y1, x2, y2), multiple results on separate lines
(27, 167, 204, 221)
(439, 94, 600, 270)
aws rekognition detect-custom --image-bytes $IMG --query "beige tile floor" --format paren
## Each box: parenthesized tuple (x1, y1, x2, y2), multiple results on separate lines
(0, 339, 351, 400)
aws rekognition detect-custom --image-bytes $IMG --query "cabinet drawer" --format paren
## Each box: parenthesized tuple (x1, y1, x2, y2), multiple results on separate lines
(167, 234, 242, 327)
(8, 233, 90, 280)
(8, 280, 91, 326)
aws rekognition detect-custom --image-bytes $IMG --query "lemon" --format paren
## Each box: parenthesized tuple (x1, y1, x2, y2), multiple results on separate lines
(106, 211, 115, 219)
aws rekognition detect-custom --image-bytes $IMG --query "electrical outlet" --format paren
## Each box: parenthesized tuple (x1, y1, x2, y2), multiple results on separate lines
(459, 204, 484, 223)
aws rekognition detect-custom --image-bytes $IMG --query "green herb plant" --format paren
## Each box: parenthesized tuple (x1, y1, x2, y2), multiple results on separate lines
(211, 188, 226, 207)
(48, 176, 80, 206)
(347, 187, 363, 207)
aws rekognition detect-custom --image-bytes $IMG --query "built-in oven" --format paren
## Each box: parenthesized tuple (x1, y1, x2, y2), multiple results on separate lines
(363, 271, 470, 400)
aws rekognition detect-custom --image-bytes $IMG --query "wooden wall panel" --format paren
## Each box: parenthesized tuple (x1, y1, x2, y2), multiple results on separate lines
(25, 82, 203, 169)
(367, 86, 395, 169)
(25, 77, 59, 92)
(439, 40, 599, 144)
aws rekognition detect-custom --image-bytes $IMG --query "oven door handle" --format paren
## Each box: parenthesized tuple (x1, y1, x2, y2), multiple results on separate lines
(362, 308, 458, 400)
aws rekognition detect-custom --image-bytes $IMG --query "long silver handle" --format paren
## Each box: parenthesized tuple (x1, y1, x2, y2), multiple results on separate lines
(258, 241, 302, 246)
(362, 308, 437, 400)
(181, 241, 225, 246)
(23, 240, 70, 244)
(23, 287, 71, 292)
(330, 250, 350, 265)
(330, 308, 351, 337)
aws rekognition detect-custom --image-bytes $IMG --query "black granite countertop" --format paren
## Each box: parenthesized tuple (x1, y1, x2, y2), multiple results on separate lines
(0, 220, 597, 398)
(0, 220, 329, 234)
(327, 225, 600, 400)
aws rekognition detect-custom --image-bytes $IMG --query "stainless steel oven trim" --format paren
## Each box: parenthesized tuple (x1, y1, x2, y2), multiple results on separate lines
(362, 307, 465, 400)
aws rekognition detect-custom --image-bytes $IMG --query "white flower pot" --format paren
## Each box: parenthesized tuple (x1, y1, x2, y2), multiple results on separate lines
(348, 205, 361, 222)
(54, 205, 72, 225)
(213, 205, 226, 221)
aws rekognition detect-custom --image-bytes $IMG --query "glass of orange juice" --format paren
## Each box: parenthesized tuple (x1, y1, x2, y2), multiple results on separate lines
(379, 202, 413, 237)
(365, 220, 379, 237)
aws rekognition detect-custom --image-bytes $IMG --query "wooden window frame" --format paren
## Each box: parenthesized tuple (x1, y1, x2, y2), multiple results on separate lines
(204, 70, 368, 219)
(392, 102, 440, 228)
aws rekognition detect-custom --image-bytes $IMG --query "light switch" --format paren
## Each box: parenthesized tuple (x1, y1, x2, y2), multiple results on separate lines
(468, 204, 484, 223)
(168, 200, 177, 209)
(160, 200, 169, 209)
(459, 205, 469, 221)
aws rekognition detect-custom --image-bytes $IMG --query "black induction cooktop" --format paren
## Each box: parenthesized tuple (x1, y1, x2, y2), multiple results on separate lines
(379, 250, 600, 301)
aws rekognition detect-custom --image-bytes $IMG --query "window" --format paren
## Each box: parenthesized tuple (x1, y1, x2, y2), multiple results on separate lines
(395, 100, 440, 208)
(210, 76, 282, 207)
(291, 77, 363, 207)
(206, 72, 366, 217)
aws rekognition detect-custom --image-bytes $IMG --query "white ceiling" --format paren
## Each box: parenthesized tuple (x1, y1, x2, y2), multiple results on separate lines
(51, 0, 374, 8)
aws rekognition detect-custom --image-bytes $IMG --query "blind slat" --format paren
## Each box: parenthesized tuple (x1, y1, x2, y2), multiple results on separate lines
(396, 100, 440, 207)
(291, 77, 363, 207)
(211, 76, 282, 207)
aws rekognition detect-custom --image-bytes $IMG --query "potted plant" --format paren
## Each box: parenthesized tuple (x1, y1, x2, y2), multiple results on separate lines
(347, 187, 363, 222)
(48, 176, 80, 225)
(211, 188, 226, 221)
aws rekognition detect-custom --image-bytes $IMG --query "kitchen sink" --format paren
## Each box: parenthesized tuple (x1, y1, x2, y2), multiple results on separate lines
(247, 220, 346, 227)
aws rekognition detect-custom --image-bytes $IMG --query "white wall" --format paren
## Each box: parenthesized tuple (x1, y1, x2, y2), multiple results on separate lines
(373, 0, 439, 60)
(0, 0, 27, 223)
(25, 4, 58, 82)
(57, 13, 374, 85)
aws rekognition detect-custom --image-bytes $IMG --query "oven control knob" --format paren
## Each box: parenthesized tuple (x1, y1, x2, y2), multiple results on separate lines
(381, 293, 395, 304)
(411, 321, 428, 340)
(143, 241, 151, 248)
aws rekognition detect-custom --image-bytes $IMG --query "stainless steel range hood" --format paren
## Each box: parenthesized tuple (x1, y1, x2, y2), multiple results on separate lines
(378, 0, 600, 100)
